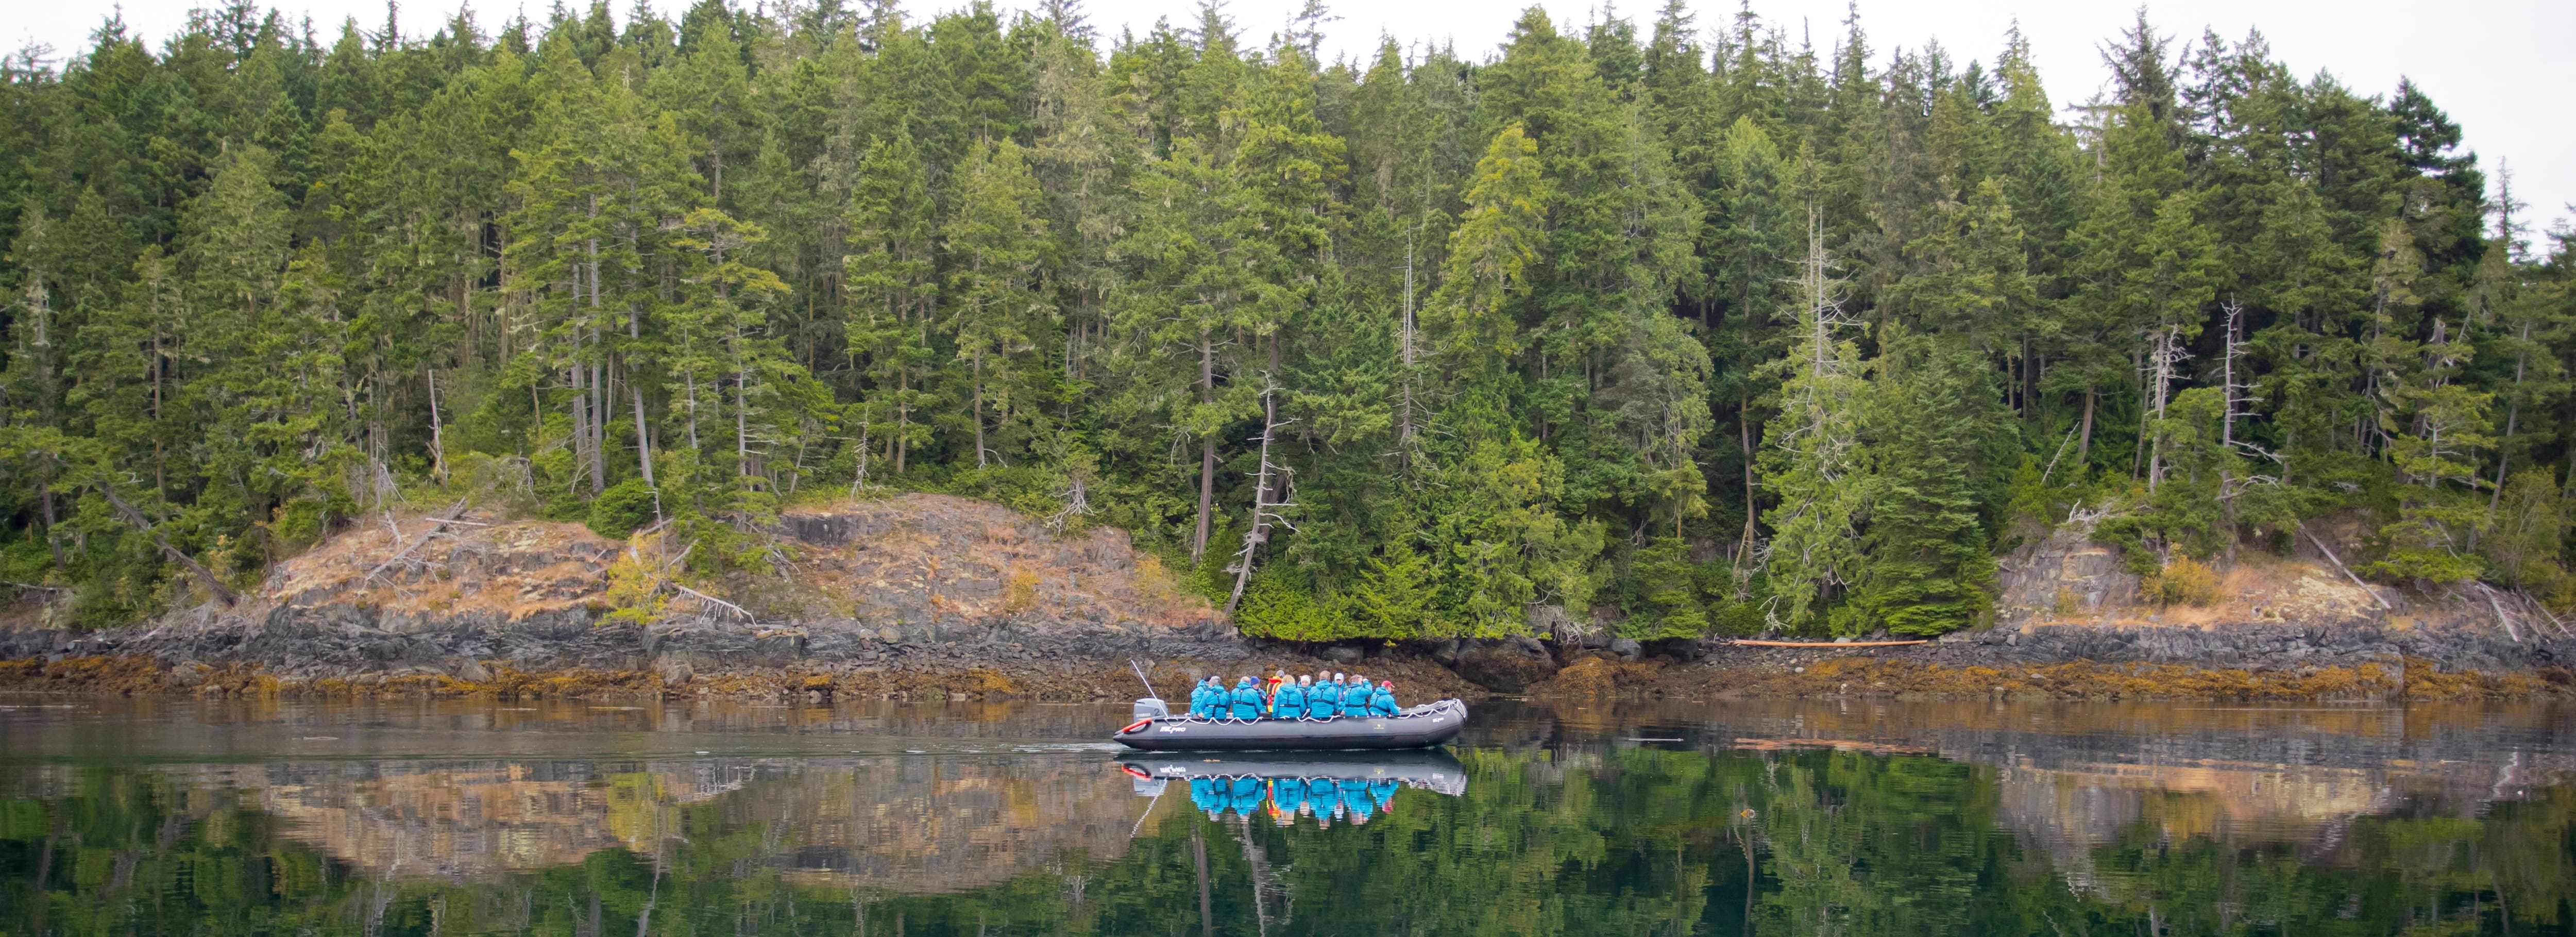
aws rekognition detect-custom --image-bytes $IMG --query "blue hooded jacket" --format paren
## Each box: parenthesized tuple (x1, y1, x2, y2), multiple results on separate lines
(1228, 678, 1263, 720)
(1186, 680, 1210, 717)
(1342, 680, 1370, 716)
(1273, 681, 1307, 716)
(1367, 684, 1399, 716)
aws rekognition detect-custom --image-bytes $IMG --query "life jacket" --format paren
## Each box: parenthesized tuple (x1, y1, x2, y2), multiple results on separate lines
(1304, 688, 1339, 720)
(1274, 682, 1307, 715)
(1368, 686, 1398, 716)
(1341, 681, 1370, 716)
(1229, 680, 1263, 720)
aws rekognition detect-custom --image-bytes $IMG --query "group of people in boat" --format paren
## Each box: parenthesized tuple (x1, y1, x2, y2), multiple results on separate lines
(1185, 671, 1400, 721)
(1190, 774, 1399, 826)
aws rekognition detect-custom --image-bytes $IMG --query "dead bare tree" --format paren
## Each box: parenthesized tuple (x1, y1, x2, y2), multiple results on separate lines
(1225, 379, 1298, 614)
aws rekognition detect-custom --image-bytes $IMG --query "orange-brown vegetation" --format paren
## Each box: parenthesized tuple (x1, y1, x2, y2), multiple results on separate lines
(1621, 656, 2565, 701)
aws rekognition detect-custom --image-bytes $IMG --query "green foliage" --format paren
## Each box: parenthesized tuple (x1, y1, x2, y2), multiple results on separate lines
(1229, 567, 1339, 642)
(1619, 537, 1713, 638)
(587, 478, 660, 538)
(0, 0, 2562, 634)
(1851, 336, 2004, 635)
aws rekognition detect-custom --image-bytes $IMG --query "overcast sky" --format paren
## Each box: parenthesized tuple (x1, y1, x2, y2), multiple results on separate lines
(10, 0, 2569, 242)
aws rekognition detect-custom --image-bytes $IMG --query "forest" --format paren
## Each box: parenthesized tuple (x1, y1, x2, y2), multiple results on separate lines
(1, 0, 2568, 638)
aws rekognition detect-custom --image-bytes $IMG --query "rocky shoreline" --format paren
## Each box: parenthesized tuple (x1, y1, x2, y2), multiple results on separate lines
(1, 496, 2569, 704)
(2, 613, 2569, 704)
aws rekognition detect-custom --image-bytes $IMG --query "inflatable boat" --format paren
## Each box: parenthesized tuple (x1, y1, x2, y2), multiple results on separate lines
(1111, 697, 1469, 751)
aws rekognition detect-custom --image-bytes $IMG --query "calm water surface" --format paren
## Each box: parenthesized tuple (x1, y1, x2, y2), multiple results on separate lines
(0, 694, 2569, 935)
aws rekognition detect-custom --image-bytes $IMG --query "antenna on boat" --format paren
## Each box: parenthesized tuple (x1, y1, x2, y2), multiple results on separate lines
(1129, 659, 1160, 700)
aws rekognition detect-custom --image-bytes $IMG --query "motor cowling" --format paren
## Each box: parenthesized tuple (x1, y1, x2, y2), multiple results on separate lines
(1131, 697, 1170, 722)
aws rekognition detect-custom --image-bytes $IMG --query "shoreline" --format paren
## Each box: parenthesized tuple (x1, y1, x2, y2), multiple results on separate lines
(4, 633, 2568, 704)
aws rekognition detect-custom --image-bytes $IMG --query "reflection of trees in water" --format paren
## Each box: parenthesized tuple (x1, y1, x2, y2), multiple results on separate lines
(1, 750, 2572, 935)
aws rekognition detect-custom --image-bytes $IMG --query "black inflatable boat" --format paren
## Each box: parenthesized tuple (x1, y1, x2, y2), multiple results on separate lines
(1111, 698, 1469, 751)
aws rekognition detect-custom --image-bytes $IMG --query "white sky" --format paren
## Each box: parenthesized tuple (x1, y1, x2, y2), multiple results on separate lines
(10, 0, 2570, 241)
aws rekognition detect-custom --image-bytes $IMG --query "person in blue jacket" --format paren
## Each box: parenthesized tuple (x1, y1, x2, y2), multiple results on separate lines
(1367, 679, 1399, 716)
(1273, 674, 1307, 718)
(1228, 775, 1262, 815)
(1324, 673, 1351, 716)
(1186, 677, 1211, 717)
(1228, 676, 1263, 720)
(1304, 676, 1340, 720)
(1343, 677, 1370, 716)
(1198, 676, 1226, 717)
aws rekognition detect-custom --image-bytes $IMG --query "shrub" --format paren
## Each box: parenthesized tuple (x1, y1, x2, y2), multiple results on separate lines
(2147, 553, 2221, 607)
(587, 479, 659, 538)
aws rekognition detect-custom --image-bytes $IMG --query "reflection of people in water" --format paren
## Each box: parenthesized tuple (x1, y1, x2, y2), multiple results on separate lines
(1179, 773, 1408, 827)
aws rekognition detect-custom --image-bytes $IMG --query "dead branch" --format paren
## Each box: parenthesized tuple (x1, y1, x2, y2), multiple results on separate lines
(2297, 521, 2393, 610)
(364, 499, 469, 584)
(670, 582, 753, 623)
(2473, 582, 2521, 643)
(95, 484, 237, 605)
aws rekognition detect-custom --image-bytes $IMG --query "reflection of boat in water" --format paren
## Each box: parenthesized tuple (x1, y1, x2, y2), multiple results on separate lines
(1119, 749, 1467, 828)
(1111, 698, 1470, 751)
(1117, 748, 1469, 795)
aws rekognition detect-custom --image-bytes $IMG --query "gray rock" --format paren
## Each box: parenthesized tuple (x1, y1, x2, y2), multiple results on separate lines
(1609, 638, 1643, 661)
(451, 658, 493, 682)
(657, 660, 694, 684)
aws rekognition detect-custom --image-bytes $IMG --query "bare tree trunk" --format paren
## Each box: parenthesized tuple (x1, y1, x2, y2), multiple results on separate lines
(1226, 382, 1289, 614)
(1398, 219, 1417, 451)
(2077, 388, 2096, 464)
(1738, 393, 1757, 555)
(972, 350, 988, 468)
(626, 311, 654, 489)
(428, 369, 449, 483)
(36, 480, 61, 570)
(1191, 332, 1216, 565)
(2490, 320, 2530, 512)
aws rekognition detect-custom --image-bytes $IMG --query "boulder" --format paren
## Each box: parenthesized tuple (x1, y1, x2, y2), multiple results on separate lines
(1608, 638, 1643, 661)
(450, 657, 494, 682)
(1454, 639, 1559, 693)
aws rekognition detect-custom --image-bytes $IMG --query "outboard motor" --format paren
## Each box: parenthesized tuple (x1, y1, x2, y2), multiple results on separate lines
(1132, 697, 1170, 722)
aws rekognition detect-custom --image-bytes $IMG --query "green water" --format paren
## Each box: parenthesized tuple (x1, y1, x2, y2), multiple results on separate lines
(0, 696, 2569, 936)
